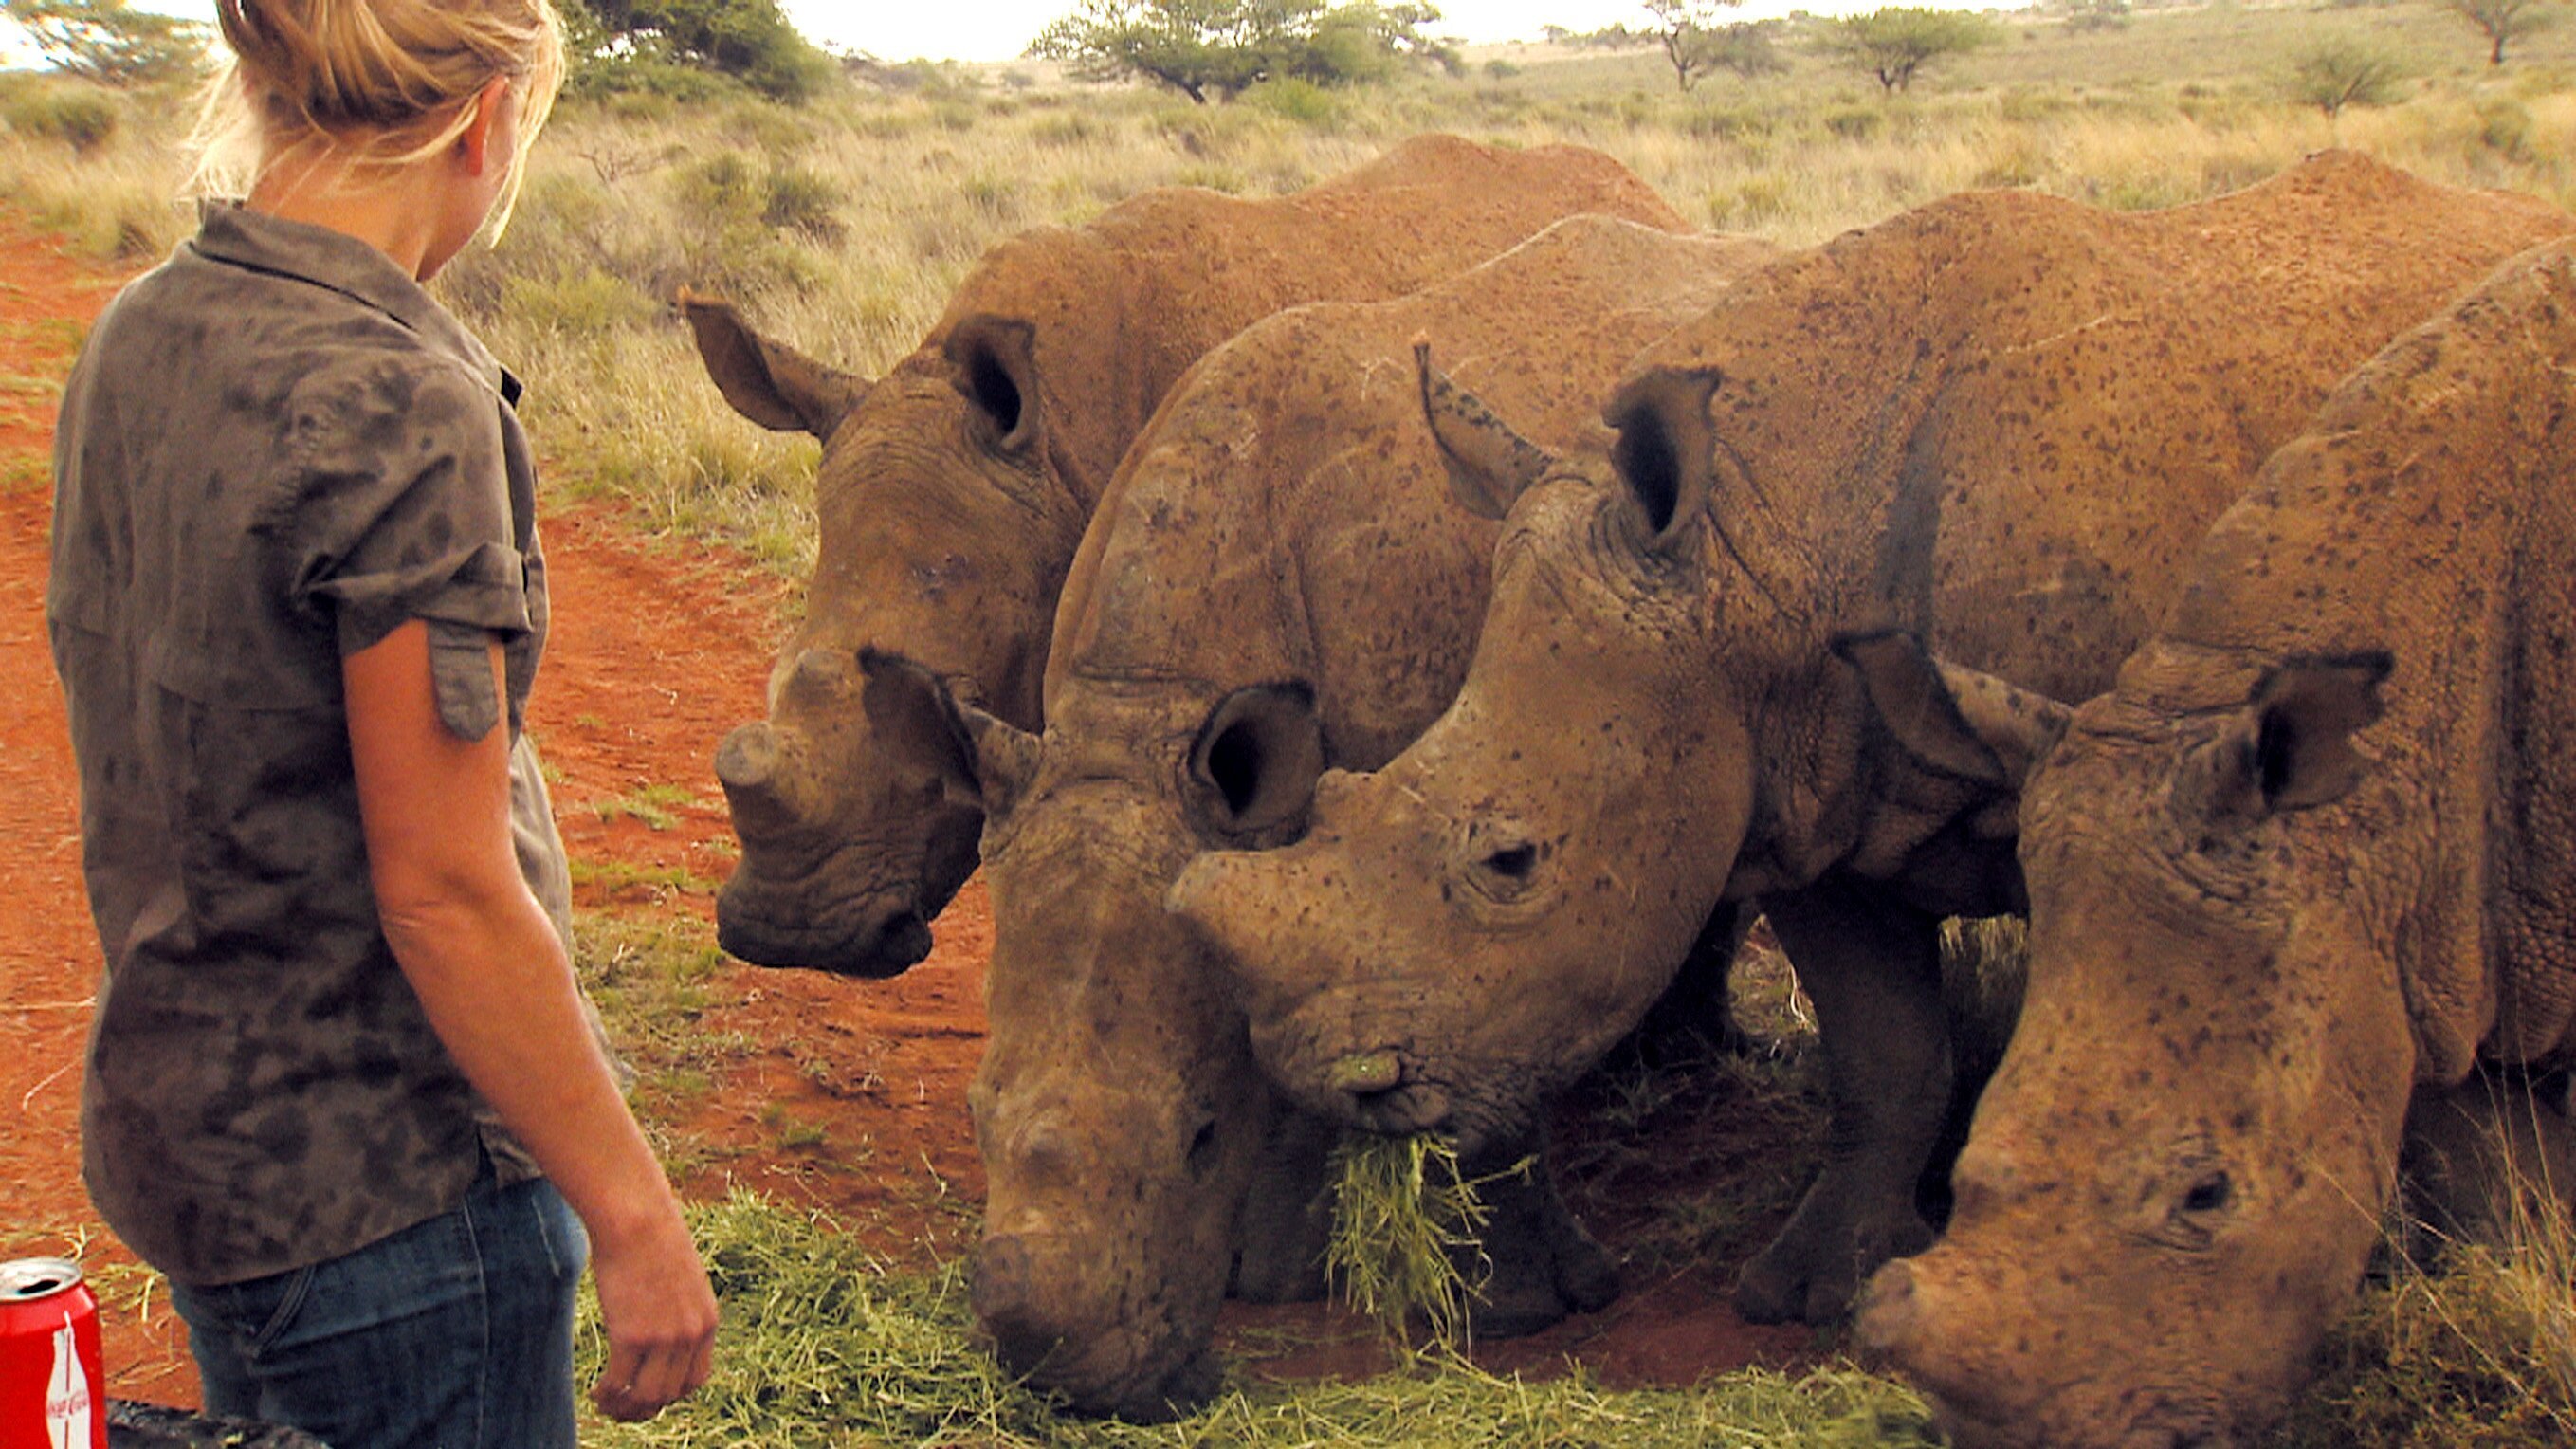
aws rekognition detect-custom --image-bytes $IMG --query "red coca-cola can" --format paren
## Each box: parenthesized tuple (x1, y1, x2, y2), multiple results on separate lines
(0, 1258, 104, 1449)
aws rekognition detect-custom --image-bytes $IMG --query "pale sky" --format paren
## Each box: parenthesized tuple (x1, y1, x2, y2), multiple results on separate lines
(20, 2, 2027, 69)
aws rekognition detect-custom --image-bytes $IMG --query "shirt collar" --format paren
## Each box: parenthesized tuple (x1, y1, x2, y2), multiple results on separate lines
(190, 199, 521, 407)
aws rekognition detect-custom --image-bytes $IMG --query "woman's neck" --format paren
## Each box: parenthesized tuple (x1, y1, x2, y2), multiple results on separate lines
(247, 149, 445, 281)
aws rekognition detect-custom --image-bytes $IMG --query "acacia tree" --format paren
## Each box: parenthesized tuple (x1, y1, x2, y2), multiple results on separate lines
(1640, 0, 1745, 91)
(1818, 6, 1999, 94)
(570, 0, 836, 101)
(1030, 0, 1450, 103)
(2439, 0, 2558, 65)
(2, 0, 206, 85)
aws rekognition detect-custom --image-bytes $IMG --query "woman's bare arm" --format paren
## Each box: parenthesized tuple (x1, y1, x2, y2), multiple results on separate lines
(344, 619, 717, 1421)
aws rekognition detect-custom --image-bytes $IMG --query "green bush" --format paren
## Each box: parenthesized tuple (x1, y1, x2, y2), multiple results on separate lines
(2, 83, 119, 153)
(1243, 75, 1345, 126)
(500, 266, 659, 336)
(2477, 98, 2536, 161)
(1823, 104, 1886, 139)
(761, 165, 844, 240)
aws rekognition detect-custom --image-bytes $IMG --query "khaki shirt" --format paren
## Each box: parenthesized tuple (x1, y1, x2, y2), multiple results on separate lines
(47, 202, 571, 1286)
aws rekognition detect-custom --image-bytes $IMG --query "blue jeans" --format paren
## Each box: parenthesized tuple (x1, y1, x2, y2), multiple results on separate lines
(168, 1169, 589, 1449)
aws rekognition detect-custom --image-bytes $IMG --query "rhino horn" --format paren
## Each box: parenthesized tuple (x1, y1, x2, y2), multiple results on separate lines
(714, 719, 825, 838)
(1833, 628, 2073, 789)
(859, 648, 1040, 820)
(1416, 338, 1556, 521)
(780, 647, 857, 709)
(679, 287, 872, 440)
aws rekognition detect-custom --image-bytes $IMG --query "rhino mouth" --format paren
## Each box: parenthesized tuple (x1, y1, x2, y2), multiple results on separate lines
(1925, 1383, 2232, 1449)
(714, 873, 936, 976)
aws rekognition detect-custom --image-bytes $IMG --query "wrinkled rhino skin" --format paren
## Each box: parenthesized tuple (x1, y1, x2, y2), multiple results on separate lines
(1167, 152, 2573, 1328)
(689, 135, 1684, 976)
(1853, 240, 2576, 1449)
(862, 217, 1776, 1417)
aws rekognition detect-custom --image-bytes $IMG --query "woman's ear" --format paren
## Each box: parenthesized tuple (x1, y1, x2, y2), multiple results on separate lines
(457, 75, 515, 178)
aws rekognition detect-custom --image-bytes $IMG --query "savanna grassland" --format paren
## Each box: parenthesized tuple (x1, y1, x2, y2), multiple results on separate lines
(5, 1, 2575, 1443)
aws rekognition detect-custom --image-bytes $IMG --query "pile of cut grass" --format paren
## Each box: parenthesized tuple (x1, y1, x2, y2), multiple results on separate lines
(574, 1190, 1941, 1448)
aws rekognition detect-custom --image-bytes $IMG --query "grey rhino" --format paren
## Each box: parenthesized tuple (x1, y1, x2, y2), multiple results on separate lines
(860, 216, 1777, 1417)
(1850, 239, 2576, 1448)
(1167, 153, 2572, 1325)
(686, 136, 1682, 974)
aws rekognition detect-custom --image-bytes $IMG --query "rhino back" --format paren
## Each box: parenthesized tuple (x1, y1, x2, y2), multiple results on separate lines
(1624, 151, 2571, 709)
(1048, 217, 1766, 758)
(906, 136, 1687, 514)
(2136, 240, 2576, 1079)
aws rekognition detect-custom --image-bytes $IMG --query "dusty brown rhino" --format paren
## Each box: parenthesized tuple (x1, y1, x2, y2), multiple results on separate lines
(1849, 239, 2576, 1449)
(688, 135, 1682, 974)
(1167, 153, 2571, 1325)
(860, 216, 1777, 1417)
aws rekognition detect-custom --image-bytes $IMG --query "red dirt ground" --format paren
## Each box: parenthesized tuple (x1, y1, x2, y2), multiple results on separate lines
(0, 216, 1812, 1419)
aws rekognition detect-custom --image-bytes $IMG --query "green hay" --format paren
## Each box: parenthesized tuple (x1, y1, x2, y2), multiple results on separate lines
(1323, 1133, 1506, 1355)
(577, 1190, 1940, 1448)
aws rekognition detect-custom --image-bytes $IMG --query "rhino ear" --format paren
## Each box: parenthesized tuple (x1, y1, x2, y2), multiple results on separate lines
(679, 288, 870, 439)
(1417, 338, 1556, 521)
(1187, 682, 1325, 843)
(859, 649, 1040, 822)
(1603, 366, 1722, 553)
(2206, 651, 2394, 818)
(944, 313, 1044, 459)
(1834, 628, 2072, 789)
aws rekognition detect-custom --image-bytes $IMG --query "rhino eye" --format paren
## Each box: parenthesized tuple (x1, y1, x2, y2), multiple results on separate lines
(1464, 836, 1544, 904)
(2182, 1170, 2232, 1215)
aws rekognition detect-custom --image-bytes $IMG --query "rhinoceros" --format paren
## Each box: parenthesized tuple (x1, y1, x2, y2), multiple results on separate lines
(1848, 239, 2576, 1449)
(685, 135, 1680, 975)
(858, 216, 1777, 1417)
(1166, 153, 2572, 1325)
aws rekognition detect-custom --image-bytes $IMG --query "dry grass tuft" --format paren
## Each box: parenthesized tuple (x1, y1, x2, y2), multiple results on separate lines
(2272, 1091, 2576, 1449)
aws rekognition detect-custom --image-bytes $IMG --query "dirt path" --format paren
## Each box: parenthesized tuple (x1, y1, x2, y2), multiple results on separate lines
(0, 214, 1811, 1418)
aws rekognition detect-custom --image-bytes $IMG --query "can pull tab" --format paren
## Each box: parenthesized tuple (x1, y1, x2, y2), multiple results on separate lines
(46, 1313, 94, 1449)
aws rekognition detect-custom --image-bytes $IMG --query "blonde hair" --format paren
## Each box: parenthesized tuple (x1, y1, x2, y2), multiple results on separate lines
(191, 0, 566, 233)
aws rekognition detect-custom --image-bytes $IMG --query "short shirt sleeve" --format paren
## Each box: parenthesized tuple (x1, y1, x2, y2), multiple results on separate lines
(292, 356, 530, 740)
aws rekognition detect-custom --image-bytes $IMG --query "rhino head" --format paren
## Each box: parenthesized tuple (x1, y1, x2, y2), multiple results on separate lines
(1167, 354, 1773, 1154)
(862, 649, 1327, 1418)
(686, 297, 1086, 976)
(1846, 638, 2410, 1448)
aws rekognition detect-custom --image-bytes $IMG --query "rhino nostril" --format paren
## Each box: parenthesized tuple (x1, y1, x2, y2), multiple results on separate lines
(972, 1233, 1038, 1330)
(869, 909, 934, 968)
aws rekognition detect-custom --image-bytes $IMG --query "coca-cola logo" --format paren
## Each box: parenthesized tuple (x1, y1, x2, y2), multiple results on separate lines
(46, 1317, 95, 1449)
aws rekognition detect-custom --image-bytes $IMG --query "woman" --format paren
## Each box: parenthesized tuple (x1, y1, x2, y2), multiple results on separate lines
(45, 3, 718, 1444)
